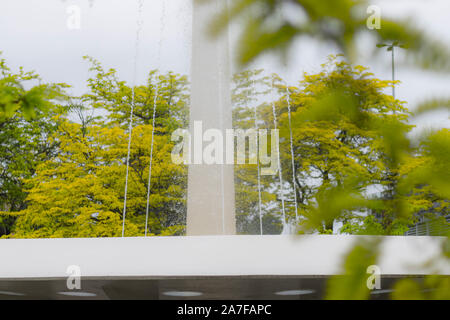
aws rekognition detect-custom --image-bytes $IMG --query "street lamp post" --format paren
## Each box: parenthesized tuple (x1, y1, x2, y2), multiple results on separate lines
(377, 41, 407, 99)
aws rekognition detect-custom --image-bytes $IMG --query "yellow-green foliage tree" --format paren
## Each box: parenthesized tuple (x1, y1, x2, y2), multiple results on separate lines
(8, 119, 186, 238)
(4, 57, 189, 238)
(229, 58, 445, 236)
(83, 56, 189, 131)
(248, 57, 413, 234)
(284, 58, 447, 236)
(0, 54, 67, 236)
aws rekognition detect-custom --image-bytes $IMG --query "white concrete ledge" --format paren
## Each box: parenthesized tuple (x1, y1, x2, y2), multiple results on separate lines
(0, 235, 448, 280)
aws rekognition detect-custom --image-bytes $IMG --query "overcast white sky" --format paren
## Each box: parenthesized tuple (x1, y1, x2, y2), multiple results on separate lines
(0, 0, 449, 134)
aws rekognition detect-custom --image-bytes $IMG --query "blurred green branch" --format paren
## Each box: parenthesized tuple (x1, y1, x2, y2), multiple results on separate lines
(207, 0, 450, 72)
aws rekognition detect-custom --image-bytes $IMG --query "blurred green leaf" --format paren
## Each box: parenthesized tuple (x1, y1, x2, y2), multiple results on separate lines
(326, 238, 381, 300)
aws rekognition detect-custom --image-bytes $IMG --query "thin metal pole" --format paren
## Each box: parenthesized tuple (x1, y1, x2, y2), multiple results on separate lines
(391, 46, 395, 99)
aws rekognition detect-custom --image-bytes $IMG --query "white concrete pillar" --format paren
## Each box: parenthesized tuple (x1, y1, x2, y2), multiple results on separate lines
(187, 0, 236, 235)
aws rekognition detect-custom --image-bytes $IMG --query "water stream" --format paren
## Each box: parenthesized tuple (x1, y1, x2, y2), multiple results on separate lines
(122, 0, 145, 237)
